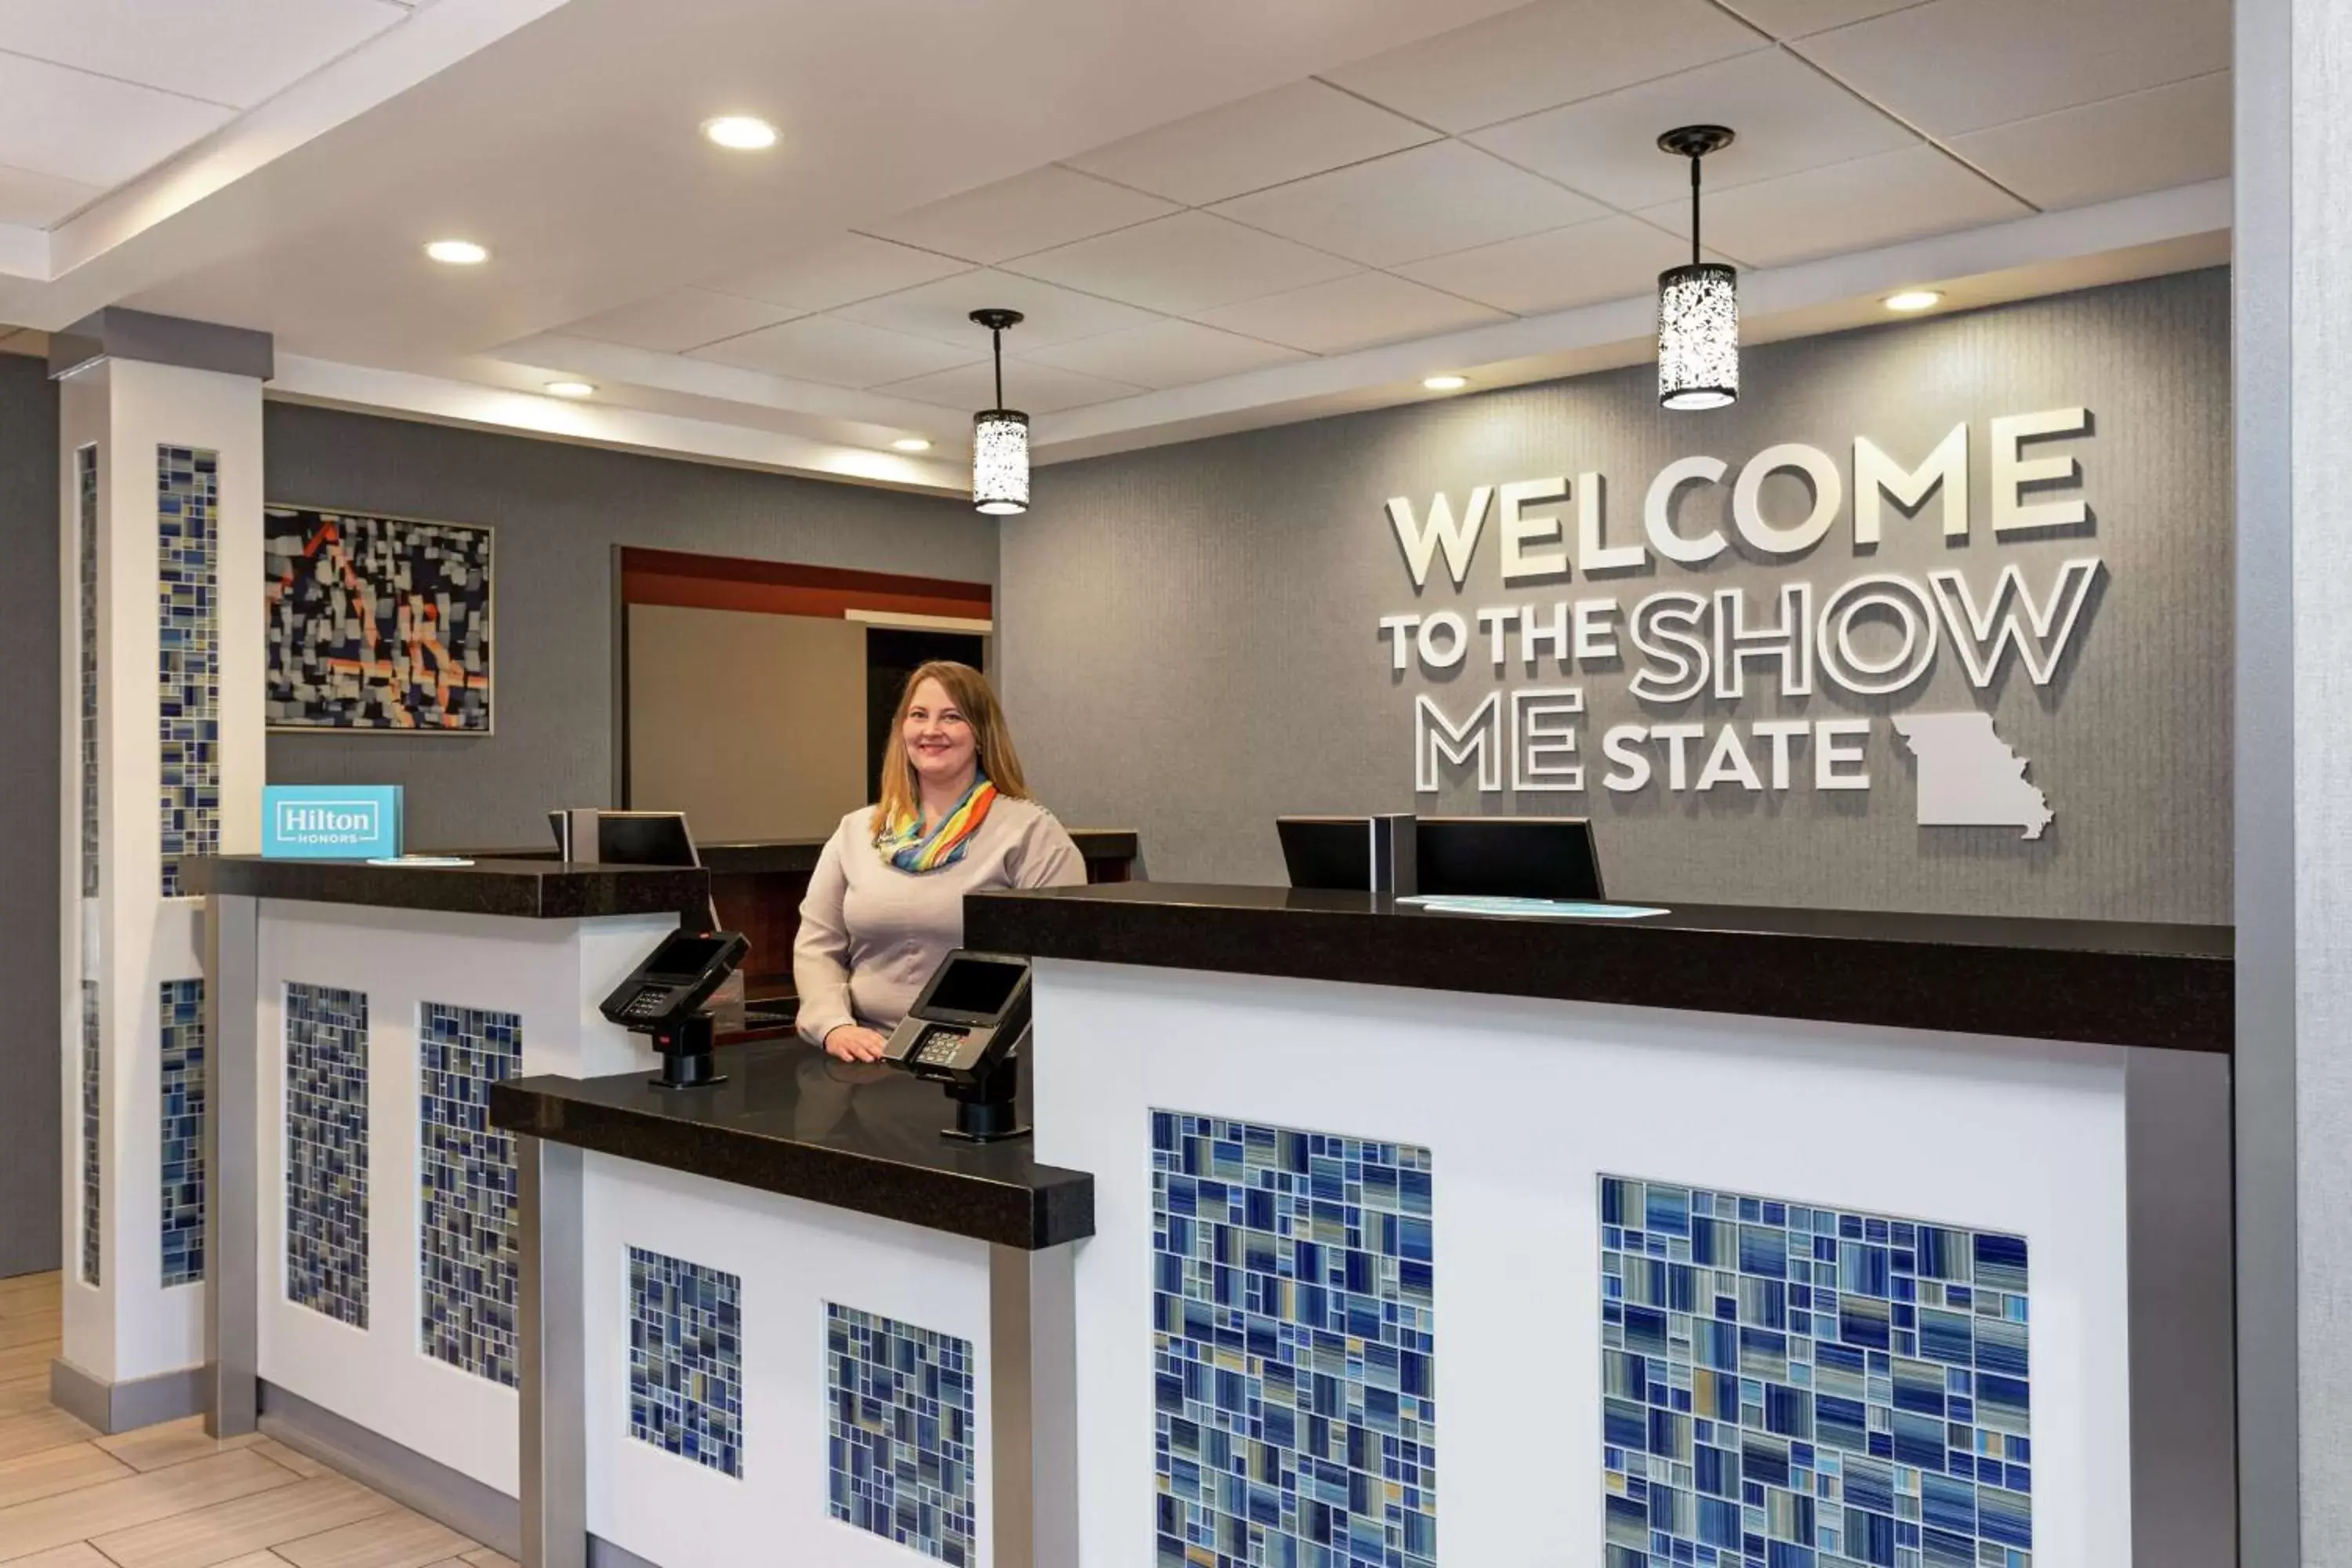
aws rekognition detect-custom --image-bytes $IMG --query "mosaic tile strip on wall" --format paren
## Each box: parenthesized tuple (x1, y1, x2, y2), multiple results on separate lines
(78, 445, 99, 899)
(1151, 1111, 1436, 1568)
(160, 980, 205, 1287)
(264, 506, 493, 732)
(286, 982, 368, 1327)
(627, 1247, 742, 1479)
(158, 446, 219, 898)
(78, 445, 100, 1289)
(1599, 1177, 2033, 1568)
(826, 1304, 977, 1563)
(420, 1003, 521, 1385)
(80, 981, 100, 1288)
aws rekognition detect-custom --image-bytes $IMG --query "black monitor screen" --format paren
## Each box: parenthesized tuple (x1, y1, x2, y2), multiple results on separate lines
(924, 956, 1027, 1018)
(599, 813, 699, 868)
(644, 934, 731, 979)
(1415, 817, 1603, 901)
(1277, 818, 1374, 891)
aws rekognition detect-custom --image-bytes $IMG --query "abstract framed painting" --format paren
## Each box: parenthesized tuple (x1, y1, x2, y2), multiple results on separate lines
(265, 504, 494, 734)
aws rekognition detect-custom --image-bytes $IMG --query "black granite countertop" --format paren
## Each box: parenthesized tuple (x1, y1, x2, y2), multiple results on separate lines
(430, 829, 1138, 877)
(698, 829, 1138, 877)
(185, 855, 708, 921)
(965, 883, 2234, 1054)
(490, 1040, 1092, 1249)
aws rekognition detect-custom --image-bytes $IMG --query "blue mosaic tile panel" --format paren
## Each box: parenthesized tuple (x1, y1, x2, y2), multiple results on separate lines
(1599, 1178, 2034, 1568)
(158, 445, 218, 899)
(79, 980, 100, 1288)
(77, 445, 99, 902)
(78, 446, 101, 1290)
(420, 1004, 521, 1385)
(159, 979, 205, 1287)
(1151, 1111, 1436, 1568)
(286, 983, 368, 1327)
(627, 1247, 742, 1478)
(826, 1304, 977, 1563)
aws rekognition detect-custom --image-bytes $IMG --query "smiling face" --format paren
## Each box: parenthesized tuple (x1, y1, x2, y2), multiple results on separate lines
(901, 677, 978, 793)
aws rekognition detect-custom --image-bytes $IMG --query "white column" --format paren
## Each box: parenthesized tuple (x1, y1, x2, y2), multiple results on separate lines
(53, 315, 267, 1428)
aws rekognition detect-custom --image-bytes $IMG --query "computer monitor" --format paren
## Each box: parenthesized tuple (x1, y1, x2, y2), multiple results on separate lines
(1276, 815, 1418, 892)
(1276, 817, 1371, 891)
(1414, 816, 1604, 902)
(598, 811, 700, 868)
(549, 809, 701, 867)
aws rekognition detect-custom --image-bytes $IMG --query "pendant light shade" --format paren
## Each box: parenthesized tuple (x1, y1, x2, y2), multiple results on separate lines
(969, 308, 1029, 515)
(1656, 125, 1738, 412)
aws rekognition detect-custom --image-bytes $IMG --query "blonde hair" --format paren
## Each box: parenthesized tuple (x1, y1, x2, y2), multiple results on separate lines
(873, 661, 1034, 837)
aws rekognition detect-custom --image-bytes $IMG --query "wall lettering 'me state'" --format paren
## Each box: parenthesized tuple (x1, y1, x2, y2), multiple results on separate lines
(1384, 412, 2096, 839)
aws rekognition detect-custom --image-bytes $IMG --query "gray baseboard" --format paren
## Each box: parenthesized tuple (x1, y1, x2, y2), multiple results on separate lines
(258, 1381, 520, 1559)
(588, 1537, 662, 1568)
(49, 1356, 205, 1435)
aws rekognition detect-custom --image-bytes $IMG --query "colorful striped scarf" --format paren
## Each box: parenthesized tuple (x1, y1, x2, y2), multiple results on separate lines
(877, 775, 999, 873)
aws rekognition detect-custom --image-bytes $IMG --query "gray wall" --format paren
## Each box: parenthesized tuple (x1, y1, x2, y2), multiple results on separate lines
(0, 352, 60, 1276)
(262, 405, 990, 850)
(1002, 269, 2232, 924)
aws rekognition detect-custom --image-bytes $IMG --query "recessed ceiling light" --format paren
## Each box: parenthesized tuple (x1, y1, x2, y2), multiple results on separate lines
(1423, 375, 1468, 391)
(424, 239, 488, 266)
(1885, 289, 1944, 313)
(891, 437, 933, 452)
(544, 380, 596, 398)
(703, 116, 779, 151)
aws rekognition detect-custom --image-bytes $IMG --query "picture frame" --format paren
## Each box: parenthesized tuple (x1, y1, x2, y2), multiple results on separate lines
(264, 503, 495, 735)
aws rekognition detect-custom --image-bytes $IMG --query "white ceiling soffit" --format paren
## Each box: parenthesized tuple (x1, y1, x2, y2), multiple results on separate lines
(0, 0, 1537, 342)
(0, 0, 576, 295)
(459, 0, 2230, 480)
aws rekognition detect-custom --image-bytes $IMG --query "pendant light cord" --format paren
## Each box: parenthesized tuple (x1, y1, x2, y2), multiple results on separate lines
(992, 326, 1004, 410)
(1689, 153, 1703, 266)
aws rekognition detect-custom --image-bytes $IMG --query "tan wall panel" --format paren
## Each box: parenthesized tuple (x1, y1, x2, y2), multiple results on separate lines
(626, 604, 867, 840)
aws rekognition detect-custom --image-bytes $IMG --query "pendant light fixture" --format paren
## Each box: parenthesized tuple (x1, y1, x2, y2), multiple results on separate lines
(969, 308, 1029, 515)
(1656, 125, 1738, 412)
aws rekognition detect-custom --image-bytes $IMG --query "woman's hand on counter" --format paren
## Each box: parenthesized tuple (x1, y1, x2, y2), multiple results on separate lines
(824, 1025, 890, 1063)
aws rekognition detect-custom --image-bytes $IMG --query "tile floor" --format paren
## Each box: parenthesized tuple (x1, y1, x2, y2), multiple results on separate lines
(0, 1273, 513, 1568)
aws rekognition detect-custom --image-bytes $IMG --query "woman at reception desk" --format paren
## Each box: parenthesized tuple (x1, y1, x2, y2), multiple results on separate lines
(795, 660, 1083, 1062)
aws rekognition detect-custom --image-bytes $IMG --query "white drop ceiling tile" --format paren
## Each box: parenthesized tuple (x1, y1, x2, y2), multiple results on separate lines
(877, 358, 1149, 415)
(1196, 271, 1508, 356)
(0, 0, 406, 109)
(1951, 71, 2231, 212)
(1210, 141, 1605, 269)
(1396, 215, 1693, 315)
(858, 165, 1178, 266)
(1324, 0, 1767, 132)
(1794, 0, 2230, 136)
(1467, 50, 1917, 211)
(1635, 143, 2029, 267)
(1062, 80, 1439, 205)
(0, 161, 100, 227)
(1728, 0, 1924, 39)
(1023, 319, 1308, 389)
(702, 234, 971, 312)
(1006, 212, 1361, 317)
(833, 269, 1162, 350)
(0, 53, 234, 187)
(686, 315, 982, 389)
(564, 289, 801, 354)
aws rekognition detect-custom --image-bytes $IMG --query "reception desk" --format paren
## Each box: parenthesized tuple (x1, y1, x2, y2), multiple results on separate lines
(491, 1044, 1090, 1568)
(960, 886, 2235, 1568)
(190, 855, 710, 1552)
(201, 864, 2233, 1567)
(474, 884, 2231, 1568)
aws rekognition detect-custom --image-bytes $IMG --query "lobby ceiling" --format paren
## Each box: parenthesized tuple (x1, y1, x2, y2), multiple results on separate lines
(0, 0, 2231, 491)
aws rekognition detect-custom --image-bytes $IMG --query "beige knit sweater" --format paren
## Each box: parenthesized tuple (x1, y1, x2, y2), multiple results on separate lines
(792, 797, 1085, 1045)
